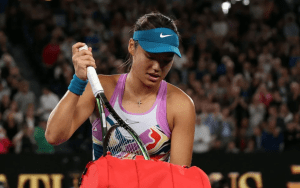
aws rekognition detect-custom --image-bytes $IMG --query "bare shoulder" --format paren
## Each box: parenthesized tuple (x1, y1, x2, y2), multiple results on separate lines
(166, 83, 195, 109)
(98, 74, 121, 86)
(97, 74, 122, 94)
(166, 83, 195, 130)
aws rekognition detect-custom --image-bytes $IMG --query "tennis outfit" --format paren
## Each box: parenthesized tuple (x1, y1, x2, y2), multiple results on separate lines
(92, 74, 171, 162)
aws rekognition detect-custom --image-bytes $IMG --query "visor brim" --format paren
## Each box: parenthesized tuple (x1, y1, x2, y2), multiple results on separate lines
(138, 40, 182, 58)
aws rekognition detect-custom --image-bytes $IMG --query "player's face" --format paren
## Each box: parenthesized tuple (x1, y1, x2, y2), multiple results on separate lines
(130, 43, 174, 86)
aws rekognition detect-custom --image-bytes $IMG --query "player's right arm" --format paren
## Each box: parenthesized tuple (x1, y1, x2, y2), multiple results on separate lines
(45, 42, 96, 145)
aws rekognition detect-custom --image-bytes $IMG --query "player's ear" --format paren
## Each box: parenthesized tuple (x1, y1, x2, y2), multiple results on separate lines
(128, 38, 135, 56)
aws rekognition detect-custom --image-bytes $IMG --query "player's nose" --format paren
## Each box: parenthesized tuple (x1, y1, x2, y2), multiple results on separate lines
(150, 60, 161, 72)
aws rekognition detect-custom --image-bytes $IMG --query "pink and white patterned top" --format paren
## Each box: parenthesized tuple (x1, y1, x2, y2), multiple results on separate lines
(92, 74, 171, 161)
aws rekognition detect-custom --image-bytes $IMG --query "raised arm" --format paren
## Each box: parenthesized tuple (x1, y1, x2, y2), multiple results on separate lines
(45, 42, 97, 145)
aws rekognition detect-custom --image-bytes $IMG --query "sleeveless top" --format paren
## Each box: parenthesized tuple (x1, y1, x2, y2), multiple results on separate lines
(92, 74, 171, 161)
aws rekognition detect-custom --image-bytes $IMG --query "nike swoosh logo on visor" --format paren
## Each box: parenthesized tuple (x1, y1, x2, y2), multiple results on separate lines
(160, 33, 172, 38)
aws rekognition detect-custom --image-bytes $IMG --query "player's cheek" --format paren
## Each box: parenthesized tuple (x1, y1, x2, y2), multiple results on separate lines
(163, 63, 173, 74)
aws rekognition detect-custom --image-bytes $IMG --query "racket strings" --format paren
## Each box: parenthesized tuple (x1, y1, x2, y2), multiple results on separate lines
(106, 126, 143, 159)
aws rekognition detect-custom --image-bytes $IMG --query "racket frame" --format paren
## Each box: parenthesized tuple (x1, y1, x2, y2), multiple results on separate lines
(96, 97, 107, 155)
(80, 44, 150, 160)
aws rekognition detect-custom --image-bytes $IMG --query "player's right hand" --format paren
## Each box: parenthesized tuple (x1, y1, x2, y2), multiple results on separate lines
(72, 42, 97, 81)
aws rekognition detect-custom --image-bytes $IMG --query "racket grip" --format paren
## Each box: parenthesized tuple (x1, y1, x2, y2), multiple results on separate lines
(79, 44, 103, 97)
(78, 45, 88, 51)
(87, 67, 103, 97)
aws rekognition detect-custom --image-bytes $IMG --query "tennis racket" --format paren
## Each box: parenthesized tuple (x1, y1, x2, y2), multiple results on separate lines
(79, 45, 150, 160)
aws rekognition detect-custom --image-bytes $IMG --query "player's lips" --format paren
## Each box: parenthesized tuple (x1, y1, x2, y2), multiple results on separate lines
(147, 73, 160, 81)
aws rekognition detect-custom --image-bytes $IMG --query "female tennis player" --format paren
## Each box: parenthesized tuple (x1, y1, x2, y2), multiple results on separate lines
(45, 12, 196, 167)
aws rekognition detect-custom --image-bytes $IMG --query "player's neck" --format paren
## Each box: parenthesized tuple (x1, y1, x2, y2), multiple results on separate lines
(126, 72, 160, 98)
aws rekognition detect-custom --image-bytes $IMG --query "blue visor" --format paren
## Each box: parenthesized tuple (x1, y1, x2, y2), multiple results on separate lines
(133, 28, 181, 58)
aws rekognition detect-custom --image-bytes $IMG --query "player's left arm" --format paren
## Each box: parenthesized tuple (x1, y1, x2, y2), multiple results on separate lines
(169, 90, 196, 167)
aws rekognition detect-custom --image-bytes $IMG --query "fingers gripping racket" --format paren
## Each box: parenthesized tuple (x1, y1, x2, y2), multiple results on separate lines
(79, 45, 150, 160)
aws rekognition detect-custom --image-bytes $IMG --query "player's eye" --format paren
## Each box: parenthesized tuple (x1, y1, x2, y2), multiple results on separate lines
(163, 58, 173, 65)
(165, 59, 172, 63)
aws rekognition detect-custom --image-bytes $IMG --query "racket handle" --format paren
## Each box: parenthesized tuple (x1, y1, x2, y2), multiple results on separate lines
(79, 45, 104, 97)
(87, 67, 103, 97)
